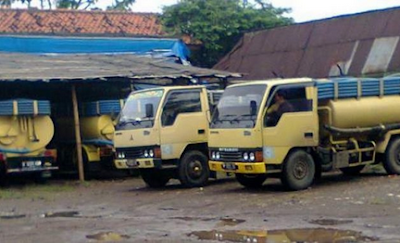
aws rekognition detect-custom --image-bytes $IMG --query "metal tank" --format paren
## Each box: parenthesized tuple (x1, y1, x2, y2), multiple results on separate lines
(56, 115, 115, 142)
(0, 99, 54, 157)
(0, 116, 54, 157)
(324, 96, 400, 128)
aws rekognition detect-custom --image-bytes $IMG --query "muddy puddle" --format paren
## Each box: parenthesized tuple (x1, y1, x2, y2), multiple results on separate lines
(171, 217, 245, 227)
(308, 218, 353, 226)
(217, 218, 246, 227)
(44, 211, 79, 218)
(86, 232, 130, 242)
(0, 213, 26, 219)
(189, 228, 378, 242)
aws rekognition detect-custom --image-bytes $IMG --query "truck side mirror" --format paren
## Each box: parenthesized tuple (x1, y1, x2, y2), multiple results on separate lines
(145, 103, 154, 118)
(250, 100, 257, 116)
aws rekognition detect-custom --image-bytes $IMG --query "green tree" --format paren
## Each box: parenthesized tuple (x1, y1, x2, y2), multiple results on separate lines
(107, 0, 135, 11)
(56, 0, 98, 10)
(161, 0, 293, 67)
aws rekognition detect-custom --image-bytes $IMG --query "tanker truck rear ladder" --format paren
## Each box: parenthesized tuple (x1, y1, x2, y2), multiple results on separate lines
(317, 77, 400, 174)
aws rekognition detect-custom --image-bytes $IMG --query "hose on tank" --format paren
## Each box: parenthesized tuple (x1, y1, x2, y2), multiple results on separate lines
(324, 123, 400, 134)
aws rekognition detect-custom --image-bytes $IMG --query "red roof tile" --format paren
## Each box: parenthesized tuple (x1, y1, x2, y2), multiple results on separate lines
(0, 9, 165, 37)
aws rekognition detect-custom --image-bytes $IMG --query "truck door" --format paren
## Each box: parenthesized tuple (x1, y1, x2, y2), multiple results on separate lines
(159, 89, 208, 160)
(262, 85, 318, 164)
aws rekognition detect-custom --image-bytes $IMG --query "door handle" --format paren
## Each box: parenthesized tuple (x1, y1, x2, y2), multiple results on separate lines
(198, 129, 205, 134)
(304, 132, 313, 138)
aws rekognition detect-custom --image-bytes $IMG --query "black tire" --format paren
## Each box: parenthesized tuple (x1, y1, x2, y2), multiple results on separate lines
(340, 165, 365, 176)
(236, 174, 267, 188)
(140, 169, 170, 188)
(178, 150, 209, 188)
(281, 149, 315, 191)
(384, 138, 400, 175)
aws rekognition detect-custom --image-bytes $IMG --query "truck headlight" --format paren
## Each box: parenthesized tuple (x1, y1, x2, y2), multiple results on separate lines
(144, 150, 149, 158)
(211, 152, 216, 160)
(243, 152, 249, 161)
(149, 149, 154, 158)
(117, 152, 125, 159)
(249, 152, 255, 161)
(216, 152, 221, 160)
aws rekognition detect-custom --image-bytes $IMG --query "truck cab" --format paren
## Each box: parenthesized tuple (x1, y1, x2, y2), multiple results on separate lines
(114, 86, 221, 187)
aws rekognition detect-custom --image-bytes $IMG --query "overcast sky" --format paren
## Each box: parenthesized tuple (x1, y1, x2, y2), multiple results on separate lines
(14, 0, 400, 22)
(125, 0, 400, 22)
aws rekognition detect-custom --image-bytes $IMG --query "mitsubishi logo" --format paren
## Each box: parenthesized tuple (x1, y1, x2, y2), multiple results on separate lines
(130, 135, 134, 141)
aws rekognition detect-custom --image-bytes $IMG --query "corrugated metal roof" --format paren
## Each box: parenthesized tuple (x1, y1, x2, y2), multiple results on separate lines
(214, 7, 400, 80)
(0, 53, 240, 82)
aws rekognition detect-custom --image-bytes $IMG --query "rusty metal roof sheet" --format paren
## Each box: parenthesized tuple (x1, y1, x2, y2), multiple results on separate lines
(0, 53, 240, 83)
(214, 7, 400, 80)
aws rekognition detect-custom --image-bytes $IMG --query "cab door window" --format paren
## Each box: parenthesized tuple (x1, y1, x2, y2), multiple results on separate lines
(264, 86, 312, 127)
(161, 90, 201, 126)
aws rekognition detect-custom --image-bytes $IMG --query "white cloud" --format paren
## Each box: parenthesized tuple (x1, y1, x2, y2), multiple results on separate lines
(12, 0, 400, 22)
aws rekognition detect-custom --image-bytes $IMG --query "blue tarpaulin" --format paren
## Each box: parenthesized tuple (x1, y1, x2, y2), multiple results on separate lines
(0, 36, 190, 60)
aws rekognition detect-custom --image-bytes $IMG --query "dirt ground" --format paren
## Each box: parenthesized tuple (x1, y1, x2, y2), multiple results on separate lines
(1, 167, 400, 243)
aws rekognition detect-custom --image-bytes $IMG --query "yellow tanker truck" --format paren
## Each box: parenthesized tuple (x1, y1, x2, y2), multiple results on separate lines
(208, 76, 400, 190)
(55, 100, 124, 175)
(114, 86, 222, 188)
(0, 99, 57, 180)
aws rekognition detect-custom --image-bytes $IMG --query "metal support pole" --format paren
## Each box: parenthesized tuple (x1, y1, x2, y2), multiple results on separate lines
(71, 85, 85, 181)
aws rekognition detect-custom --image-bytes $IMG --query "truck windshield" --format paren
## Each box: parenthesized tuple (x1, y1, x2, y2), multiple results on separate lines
(211, 84, 266, 129)
(116, 89, 163, 130)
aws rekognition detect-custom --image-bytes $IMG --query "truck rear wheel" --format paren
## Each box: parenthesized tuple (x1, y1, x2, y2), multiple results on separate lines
(236, 174, 267, 188)
(384, 138, 400, 174)
(140, 169, 170, 188)
(281, 149, 315, 191)
(178, 150, 209, 188)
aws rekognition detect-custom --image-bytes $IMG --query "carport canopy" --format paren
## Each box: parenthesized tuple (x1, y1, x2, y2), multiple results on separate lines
(0, 53, 241, 181)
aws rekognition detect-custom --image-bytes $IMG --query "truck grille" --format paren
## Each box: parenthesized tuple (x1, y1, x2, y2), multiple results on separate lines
(116, 147, 143, 159)
(219, 151, 242, 162)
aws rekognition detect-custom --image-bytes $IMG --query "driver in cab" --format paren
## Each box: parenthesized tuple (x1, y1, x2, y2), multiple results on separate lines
(266, 90, 294, 126)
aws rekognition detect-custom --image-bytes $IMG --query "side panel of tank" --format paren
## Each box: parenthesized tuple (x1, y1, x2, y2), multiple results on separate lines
(326, 96, 400, 128)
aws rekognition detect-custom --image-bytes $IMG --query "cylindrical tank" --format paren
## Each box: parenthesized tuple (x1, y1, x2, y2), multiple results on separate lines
(325, 96, 400, 128)
(55, 115, 114, 141)
(0, 116, 54, 155)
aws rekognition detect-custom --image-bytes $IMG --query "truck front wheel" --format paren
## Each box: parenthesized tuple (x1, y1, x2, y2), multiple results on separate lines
(281, 149, 315, 191)
(140, 169, 170, 188)
(236, 174, 267, 188)
(178, 151, 209, 188)
(384, 138, 400, 174)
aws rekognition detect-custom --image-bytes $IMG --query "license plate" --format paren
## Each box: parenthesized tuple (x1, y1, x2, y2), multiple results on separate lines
(223, 163, 237, 170)
(22, 161, 41, 168)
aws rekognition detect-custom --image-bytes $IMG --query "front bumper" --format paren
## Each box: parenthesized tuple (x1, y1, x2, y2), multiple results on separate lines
(209, 161, 266, 174)
(6, 157, 58, 174)
(114, 158, 162, 169)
